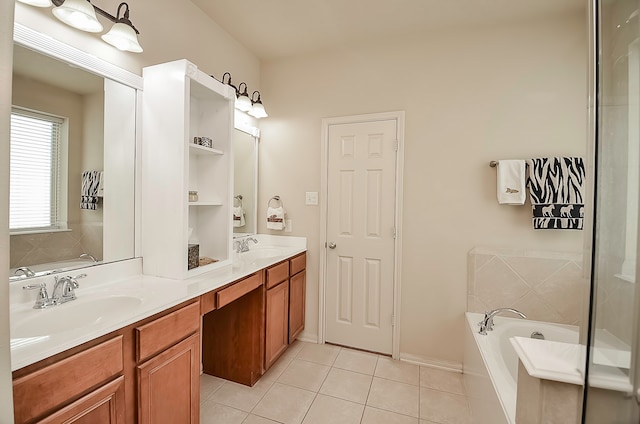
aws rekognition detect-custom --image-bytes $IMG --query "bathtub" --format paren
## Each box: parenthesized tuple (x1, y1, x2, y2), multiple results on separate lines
(463, 312, 579, 424)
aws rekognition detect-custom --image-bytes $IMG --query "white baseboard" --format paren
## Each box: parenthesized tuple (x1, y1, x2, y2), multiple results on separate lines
(399, 352, 463, 373)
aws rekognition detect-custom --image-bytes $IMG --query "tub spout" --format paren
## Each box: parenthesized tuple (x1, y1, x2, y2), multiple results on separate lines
(478, 308, 526, 335)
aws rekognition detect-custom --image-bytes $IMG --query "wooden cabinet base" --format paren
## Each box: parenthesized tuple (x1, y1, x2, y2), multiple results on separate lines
(137, 333, 200, 424)
(202, 285, 264, 386)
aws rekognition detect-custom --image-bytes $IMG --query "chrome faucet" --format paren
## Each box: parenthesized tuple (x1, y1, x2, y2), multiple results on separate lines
(51, 274, 86, 304)
(22, 282, 51, 309)
(478, 308, 527, 335)
(80, 253, 98, 263)
(234, 237, 258, 253)
(15, 267, 36, 278)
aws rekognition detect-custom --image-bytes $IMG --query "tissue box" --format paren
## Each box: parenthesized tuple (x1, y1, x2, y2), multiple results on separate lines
(188, 244, 199, 270)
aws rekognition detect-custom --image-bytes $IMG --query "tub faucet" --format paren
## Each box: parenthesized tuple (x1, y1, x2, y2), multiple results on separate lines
(80, 253, 98, 263)
(15, 267, 36, 278)
(478, 308, 526, 335)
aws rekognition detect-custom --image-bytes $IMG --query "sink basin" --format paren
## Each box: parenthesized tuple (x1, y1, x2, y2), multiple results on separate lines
(11, 295, 143, 338)
(234, 246, 287, 267)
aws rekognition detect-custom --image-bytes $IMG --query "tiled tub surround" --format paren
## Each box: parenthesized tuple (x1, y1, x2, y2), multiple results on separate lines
(10, 222, 103, 270)
(467, 247, 586, 326)
(9, 234, 306, 371)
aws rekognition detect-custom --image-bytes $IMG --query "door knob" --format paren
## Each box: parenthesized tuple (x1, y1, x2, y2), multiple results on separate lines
(328, 242, 336, 249)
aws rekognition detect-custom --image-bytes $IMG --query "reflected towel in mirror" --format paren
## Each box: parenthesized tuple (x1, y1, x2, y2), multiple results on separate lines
(81, 170, 103, 210)
(233, 206, 246, 227)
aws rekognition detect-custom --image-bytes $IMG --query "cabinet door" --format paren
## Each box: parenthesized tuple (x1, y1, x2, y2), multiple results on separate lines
(36, 376, 125, 424)
(137, 334, 200, 424)
(265, 281, 289, 369)
(289, 270, 306, 344)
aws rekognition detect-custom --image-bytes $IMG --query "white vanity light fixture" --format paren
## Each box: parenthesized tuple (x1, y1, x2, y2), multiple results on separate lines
(101, 3, 143, 52)
(16, 0, 143, 53)
(249, 91, 268, 118)
(220, 73, 261, 114)
(51, 0, 103, 32)
(236, 83, 253, 112)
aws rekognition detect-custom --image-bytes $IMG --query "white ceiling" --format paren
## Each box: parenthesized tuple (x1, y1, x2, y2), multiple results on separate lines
(190, 0, 586, 60)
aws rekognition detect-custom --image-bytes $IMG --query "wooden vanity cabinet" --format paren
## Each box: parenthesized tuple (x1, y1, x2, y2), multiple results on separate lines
(12, 336, 125, 424)
(265, 277, 289, 369)
(264, 252, 307, 370)
(135, 302, 201, 424)
(289, 269, 306, 343)
(36, 377, 125, 424)
(201, 271, 265, 386)
(12, 300, 201, 424)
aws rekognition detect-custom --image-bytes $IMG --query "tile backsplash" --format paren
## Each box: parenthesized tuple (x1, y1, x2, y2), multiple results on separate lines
(467, 247, 585, 326)
(10, 222, 103, 269)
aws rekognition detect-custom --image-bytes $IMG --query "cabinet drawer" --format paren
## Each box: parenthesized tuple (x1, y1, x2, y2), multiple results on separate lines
(136, 302, 200, 363)
(200, 291, 216, 315)
(37, 376, 125, 424)
(266, 261, 289, 289)
(13, 336, 123, 424)
(290, 252, 306, 276)
(217, 272, 263, 308)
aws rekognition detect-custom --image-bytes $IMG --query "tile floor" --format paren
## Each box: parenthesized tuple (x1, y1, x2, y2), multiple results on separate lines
(200, 341, 472, 424)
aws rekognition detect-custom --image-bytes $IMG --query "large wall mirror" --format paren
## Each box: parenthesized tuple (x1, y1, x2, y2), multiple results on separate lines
(233, 114, 259, 236)
(9, 24, 141, 281)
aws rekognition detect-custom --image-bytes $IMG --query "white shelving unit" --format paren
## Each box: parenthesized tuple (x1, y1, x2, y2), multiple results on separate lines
(142, 59, 235, 279)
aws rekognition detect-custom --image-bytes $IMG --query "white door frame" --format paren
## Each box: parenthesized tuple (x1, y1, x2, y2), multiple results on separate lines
(319, 111, 404, 359)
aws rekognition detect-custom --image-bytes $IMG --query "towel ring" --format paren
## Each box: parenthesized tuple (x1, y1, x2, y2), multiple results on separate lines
(234, 194, 243, 207)
(268, 195, 283, 209)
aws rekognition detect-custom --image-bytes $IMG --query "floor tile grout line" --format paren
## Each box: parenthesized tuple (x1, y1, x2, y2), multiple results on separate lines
(201, 341, 476, 423)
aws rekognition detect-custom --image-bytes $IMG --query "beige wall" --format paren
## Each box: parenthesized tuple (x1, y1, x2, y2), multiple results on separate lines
(259, 12, 587, 366)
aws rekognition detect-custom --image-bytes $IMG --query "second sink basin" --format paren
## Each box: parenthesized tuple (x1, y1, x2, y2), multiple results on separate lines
(234, 246, 287, 267)
(11, 295, 143, 338)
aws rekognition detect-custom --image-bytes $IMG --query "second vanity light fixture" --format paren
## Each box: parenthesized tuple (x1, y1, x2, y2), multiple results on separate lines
(220, 72, 268, 119)
(16, 0, 143, 53)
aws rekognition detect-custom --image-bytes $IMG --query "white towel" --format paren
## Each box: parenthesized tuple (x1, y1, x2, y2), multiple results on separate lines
(233, 206, 246, 227)
(496, 160, 526, 205)
(266, 206, 285, 230)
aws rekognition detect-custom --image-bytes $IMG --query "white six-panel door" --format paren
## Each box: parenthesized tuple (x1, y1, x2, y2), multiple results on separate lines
(325, 119, 397, 354)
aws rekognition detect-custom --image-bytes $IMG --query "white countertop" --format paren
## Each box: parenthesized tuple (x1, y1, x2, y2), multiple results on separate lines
(10, 234, 306, 371)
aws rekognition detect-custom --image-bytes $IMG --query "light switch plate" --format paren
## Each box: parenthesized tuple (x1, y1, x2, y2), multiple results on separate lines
(305, 191, 318, 205)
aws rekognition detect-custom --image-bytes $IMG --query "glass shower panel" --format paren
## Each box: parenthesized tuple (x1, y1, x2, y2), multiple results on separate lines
(585, 0, 640, 421)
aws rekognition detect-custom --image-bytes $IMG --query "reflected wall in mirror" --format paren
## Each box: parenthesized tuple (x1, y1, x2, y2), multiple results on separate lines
(233, 128, 258, 236)
(9, 31, 138, 281)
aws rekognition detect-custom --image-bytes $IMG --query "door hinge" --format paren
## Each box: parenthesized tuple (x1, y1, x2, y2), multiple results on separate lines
(393, 227, 397, 239)
(391, 314, 395, 326)
(394, 140, 399, 151)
